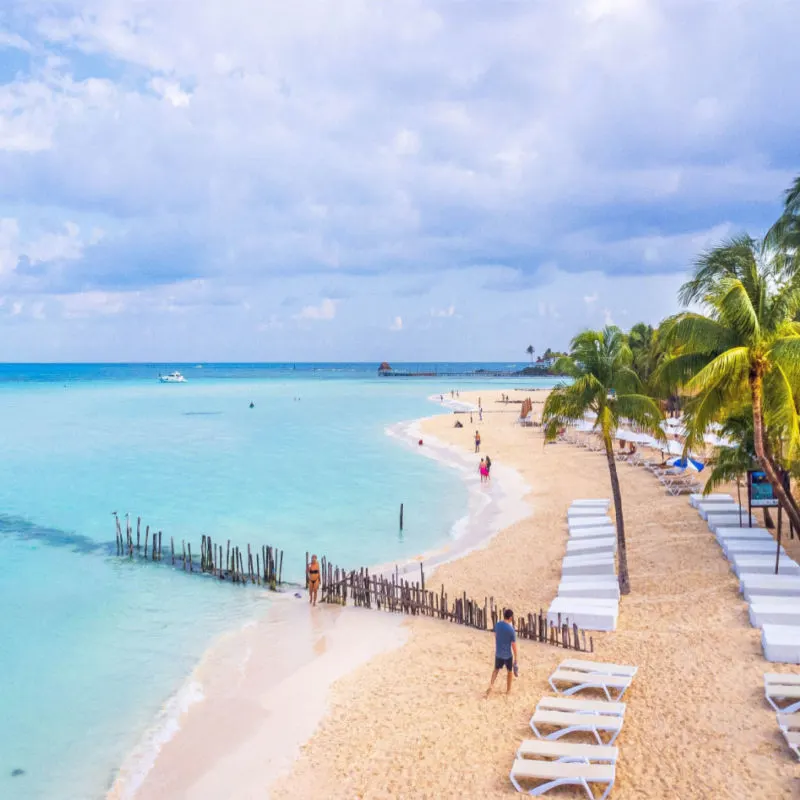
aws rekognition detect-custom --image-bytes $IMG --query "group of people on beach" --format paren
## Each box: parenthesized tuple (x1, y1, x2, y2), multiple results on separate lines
(479, 456, 492, 483)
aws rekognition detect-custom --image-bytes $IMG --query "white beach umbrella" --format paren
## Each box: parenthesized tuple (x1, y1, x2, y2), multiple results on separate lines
(661, 440, 683, 456)
(704, 433, 734, 448)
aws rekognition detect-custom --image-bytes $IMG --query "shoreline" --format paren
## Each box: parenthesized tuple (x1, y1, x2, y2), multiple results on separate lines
(108, 389, 527, 799)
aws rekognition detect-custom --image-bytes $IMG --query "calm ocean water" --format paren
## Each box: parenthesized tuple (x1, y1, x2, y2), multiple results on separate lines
(0, 363, 555, 799)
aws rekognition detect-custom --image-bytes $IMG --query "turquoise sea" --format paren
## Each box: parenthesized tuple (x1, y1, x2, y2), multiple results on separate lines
(0, 363, 554, 799)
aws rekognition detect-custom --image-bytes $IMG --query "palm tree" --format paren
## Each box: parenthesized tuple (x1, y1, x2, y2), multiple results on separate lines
(542, 326, 664, 594)
(765, 175, 800, 265)
(527, 344, 535, 364)
(627, 323, 656, 383)
(657, 235, 800, 531)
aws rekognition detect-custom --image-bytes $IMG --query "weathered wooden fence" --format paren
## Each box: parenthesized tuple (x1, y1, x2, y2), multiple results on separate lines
(114, 514, 284, 589)
(314, 557, 592, 653)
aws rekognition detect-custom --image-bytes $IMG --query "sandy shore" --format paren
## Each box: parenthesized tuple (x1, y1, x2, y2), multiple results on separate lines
(270, 388, 800, 799)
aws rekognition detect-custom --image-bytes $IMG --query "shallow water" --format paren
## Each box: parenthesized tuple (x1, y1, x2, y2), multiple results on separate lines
(0, 365, 553, 798)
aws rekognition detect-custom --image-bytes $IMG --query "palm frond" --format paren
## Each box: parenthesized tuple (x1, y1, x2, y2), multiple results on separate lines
(685, 347, 750, 394)
(711, 278, 760, 343)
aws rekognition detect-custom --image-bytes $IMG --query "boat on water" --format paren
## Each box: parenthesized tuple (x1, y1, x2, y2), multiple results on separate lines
(159, 371, 187, 383)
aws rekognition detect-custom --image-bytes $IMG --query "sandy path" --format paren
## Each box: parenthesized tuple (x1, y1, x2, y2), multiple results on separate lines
(272, 388, 800, 799)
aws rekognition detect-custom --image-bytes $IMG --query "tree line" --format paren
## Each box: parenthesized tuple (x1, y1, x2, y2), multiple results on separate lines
(542, 175, 800, 594)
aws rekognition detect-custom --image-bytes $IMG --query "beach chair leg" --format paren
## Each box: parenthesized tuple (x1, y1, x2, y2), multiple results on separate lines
(530, 720, 544, 739)
(596, 776, 615, 800)
(529, 777, 578, 797)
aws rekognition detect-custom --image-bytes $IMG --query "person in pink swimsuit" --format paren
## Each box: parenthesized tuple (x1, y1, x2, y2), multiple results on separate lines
(479, 458, 488, 483)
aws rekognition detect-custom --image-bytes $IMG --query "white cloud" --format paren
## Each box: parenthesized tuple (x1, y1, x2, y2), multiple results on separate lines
(60, 291, 126, 319)
(295, 298, 338, 321)
(583, 293, 598, 305)
(0, 31, 32, 52)
(603, 308, 615, 326)
(431, 305, 455, 318)
(389, 315, 403, 331)
(150, 78, 191, 108)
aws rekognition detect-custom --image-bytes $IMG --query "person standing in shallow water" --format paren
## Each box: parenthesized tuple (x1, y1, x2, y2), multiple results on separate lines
(307, 554, 321, 606)
(485, 455, 492, 480)
(486, 608, 518, 696)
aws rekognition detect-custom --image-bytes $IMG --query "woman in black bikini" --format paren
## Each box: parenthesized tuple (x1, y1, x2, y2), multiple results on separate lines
(307, 554, 321, 606)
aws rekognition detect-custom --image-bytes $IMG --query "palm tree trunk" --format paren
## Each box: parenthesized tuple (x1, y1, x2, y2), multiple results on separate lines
(603, 434, 631, 595)
(751, 370, 800, 534)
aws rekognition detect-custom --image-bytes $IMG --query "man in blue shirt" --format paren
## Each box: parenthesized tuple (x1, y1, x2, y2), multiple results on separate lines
(485, 608, 518, 696)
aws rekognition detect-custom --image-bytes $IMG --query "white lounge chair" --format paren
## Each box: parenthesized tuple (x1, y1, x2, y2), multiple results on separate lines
(565, 538, 617, 556)
(571, 499, 610, 510)
(749, 600, 800, 628)
(696, 501, 740, 520)
(569, 526, 617, 539)
(732, 555, 800, 578)
(569, 517, 614, 530)
(549, 669, 633, 701)
(765, 673, 800, 711)
(559, 659, 638, 678)
(723, 541, 785, 559)
(690, 493, 733, 508)
(558, 580, 621, 600)
(716, 527, 771, 542)
(516, 738, 618, 763)
(547, 599, 619, 632)
(529, 708, 624, 745)
(536, 696, 626, 717)
(568, 507, 610, 518)
(509, 758, 615, 799)
(561, 555, 616, 578)
(741, 576, 800, 602)
(762, 627, 800, 664)
(707, 513, 759, 532)
(776, 713, 800, 759)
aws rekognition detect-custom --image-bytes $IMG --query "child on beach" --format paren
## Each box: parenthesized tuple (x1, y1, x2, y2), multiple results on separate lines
(474, 431, 481, 453)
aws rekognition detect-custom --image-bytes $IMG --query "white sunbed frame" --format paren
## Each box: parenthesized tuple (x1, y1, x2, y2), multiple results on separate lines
(549, 669, 633, 702)
(765, 673, 800, 713)
(529, 709, 624, 745)
(509, 758, 615, 800)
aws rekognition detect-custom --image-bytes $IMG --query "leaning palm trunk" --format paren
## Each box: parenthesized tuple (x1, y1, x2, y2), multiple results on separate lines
(603, 433, 631, 595)
(751, 370, 800, 534)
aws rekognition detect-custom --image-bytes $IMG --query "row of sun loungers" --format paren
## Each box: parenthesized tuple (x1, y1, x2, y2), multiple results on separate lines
(690, 493, 800, 664)
(547, 500, 620, 632)
(510, 659, 638, 798)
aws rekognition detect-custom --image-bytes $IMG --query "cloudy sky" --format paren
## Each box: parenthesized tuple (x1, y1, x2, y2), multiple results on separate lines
(0, 0, 797, 362)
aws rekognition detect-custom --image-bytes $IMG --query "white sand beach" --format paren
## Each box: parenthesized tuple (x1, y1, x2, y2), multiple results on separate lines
(115, 388, 800, 799)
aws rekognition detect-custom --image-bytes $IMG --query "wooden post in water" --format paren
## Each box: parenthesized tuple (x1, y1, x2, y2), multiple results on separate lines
(188, 542, 192, 572)
(201, 535, 207, 571)
(256, 553, 261, 585)
(144, 528, 150, 559)
(399, 503, 404, 530)
(137, 517, 141, 552)
(182, 540, 186, 570)
(278, 550, 283, 586)
(171, 536, 175, 565)
(158, 531, 162, 561)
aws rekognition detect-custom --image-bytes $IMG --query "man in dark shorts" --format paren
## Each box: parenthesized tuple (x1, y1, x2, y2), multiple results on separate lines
(485, 608, 518, 696)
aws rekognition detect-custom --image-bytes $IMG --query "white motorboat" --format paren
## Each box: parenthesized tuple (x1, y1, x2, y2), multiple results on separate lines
(159, 371, 187, 383)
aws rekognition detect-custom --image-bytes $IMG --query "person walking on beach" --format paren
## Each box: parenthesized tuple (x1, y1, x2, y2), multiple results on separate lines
(479, 406, 483, 421)
(485, 455, 492, 480)
(479, 458, 488, 483)
(474, 430, 481, 453)
(486, 609, 517, 696)
(307, 554, 321, 606)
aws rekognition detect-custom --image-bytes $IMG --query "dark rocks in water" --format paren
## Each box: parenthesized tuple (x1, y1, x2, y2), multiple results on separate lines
(11, 768, 25, 777)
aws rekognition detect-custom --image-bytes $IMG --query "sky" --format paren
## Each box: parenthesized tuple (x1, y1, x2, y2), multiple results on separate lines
(0, 0, 797, 362)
